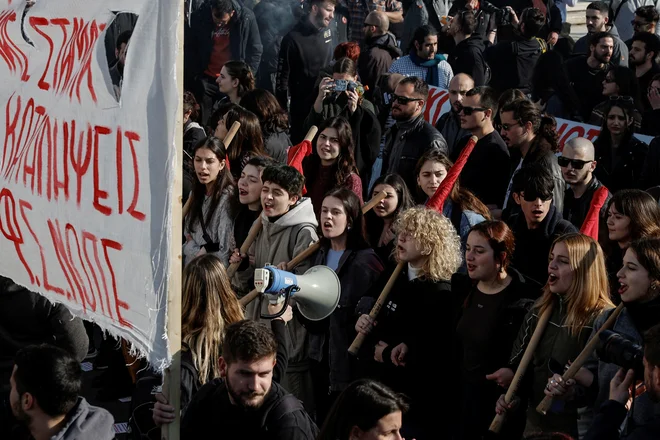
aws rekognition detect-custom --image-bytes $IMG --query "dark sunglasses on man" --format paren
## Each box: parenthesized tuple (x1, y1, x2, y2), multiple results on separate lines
(459, 106, 487, 116)
(391, 94, 423, 105)
(521, 190, 552, 202)
(557, 156, 593, 169)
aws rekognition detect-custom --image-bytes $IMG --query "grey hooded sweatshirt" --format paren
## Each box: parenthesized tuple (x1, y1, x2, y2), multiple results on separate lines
(573, 24, 629, 67)
(52, 397, 115, 440)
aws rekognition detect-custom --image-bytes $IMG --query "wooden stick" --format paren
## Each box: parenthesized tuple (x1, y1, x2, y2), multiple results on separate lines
(182, 121, 242, 221)
(348, 261, 405, 355)
(489, 303, 555, 434)
(161, 3, 184, 438)
(536, 303, 624, 415)
(238, 190, 388, 308)
(226, 220, 262, 278)
(304, 125, 319, 142)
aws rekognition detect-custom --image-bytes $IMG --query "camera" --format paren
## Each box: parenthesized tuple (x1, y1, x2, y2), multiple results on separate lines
(597, 330, 645, 377)
(332, 79, 358, 92)
(481, 2, 512, 26)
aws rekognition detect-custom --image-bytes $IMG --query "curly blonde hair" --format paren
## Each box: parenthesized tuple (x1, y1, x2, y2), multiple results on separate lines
(394, 207, 462, 281)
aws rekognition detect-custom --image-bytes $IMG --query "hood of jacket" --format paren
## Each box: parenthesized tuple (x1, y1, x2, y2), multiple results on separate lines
(513, 203, 564, 240)
(52, 398, 114, 440)
(260, 197, 318, 235)
(367, 32, 403, 58)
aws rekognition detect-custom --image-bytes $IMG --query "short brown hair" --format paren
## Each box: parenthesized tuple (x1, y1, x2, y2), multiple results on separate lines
(397, 76, 429, 100)
(222, 320, 278, 364)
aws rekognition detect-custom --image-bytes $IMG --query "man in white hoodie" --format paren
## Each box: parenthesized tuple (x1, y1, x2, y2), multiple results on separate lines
(8, 344, 114, 440)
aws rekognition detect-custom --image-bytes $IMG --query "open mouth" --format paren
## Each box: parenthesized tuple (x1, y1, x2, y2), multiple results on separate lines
(548, 273, 558, 284)
(467, 263, 476, 272)
(198, 173, 210, 179)
(323, 221, 333, 229)
(239, 188, 249, 196)
(263, 202, 274, 210)
(618, 281, 628, 295)
(532, 209, 544, 217)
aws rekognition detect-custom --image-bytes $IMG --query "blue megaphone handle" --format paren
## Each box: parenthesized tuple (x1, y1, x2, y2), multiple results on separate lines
(265, 266, 298, 294)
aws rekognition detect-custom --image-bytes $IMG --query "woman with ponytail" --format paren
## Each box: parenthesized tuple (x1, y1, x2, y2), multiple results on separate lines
(499, 99, 565, 217)
(216, 60, 255, 104)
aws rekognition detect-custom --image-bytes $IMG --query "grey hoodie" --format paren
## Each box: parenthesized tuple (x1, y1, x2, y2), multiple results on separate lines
(52, 397, 115, 440)
(573, 24, 629, 67)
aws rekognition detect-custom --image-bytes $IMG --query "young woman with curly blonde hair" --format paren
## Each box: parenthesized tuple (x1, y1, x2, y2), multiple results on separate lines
(355, 206, 462, 436)
(490, 233, 614, 438)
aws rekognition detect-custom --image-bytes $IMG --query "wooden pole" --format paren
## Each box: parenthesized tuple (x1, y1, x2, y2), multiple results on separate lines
(489, 304, 555, 433)
(348, 261, 405, 355)
(238, 190, 388, 308)
(182, 122, 241, 221)
(536, 303, 624, 415)
(161, 2, 184, 439)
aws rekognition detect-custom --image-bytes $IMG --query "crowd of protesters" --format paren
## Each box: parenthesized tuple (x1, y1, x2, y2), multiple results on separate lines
(4, 0, 660, 439)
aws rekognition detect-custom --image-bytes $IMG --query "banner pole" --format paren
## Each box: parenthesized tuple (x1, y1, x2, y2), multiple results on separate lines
(161, 1, 183, 438)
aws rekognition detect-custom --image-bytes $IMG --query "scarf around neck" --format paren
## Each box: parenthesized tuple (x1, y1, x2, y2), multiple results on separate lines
(409, 50, 446, 87)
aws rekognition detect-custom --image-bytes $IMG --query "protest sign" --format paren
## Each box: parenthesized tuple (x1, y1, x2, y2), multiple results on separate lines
(424, 85, 654, 146)
(0, 0, 180, 367)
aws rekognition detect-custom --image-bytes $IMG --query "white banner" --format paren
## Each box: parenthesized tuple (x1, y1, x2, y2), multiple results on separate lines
(424, 85, 654, 146)
(0, 0, 179, 367)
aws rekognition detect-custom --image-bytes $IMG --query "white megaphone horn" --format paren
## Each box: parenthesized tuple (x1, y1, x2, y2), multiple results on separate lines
(254, 265, 341, 321)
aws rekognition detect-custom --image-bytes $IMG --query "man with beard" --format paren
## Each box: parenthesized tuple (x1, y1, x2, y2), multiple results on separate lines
(382, 76, 447, 192)
(630, 32, 660, 111)
(560, 137, 611, 235)
(389, 25, 454, 89)
(358, 11, 402, 93)
(573, 2, 628, 67)
(454, 86, 511, 210)
(584, 323, 660, 440)
(8, 344, 114, 440)
(182, 320, 318, 439)
(277, 0, 336, 143)
(499, 99, 565, 218)
(566, 32, 614, 121)
(109, 30, 132, 99)
(435, 73, 474, 156)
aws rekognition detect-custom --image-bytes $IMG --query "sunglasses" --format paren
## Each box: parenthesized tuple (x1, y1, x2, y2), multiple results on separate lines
(363, 22, 379, 27)
(631, 20, 650, 26)
(498, 121, 521, 130)
(557, 156, 593, 169)
(391, 94, 423, 104)
(459, 106, 487, 116)
(521, 191, 552, 202)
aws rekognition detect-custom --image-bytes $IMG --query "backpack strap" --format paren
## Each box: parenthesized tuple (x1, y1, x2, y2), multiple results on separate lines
(288, 222, 317, 261)
(261, 393, 304, 432)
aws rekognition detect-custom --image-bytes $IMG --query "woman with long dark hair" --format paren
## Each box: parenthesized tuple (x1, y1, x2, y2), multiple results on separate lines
(307, 188, 384, 420)
(317, 379, 409, 440)
(364, 174, 414, 264)
(216, 60, 255, 104)
(212, 103, 267, 181)
(183, 91, 206, 205)
(302, 117, 363, 216)
(453, 221, 540, 439)
(240, 88, 290, 163)
(183, 136, 236, 267)
(604, 189, 660, 301)
(306, 57, 381, 196)
(590, 66, 643, 129)
(531, 50, 582, 121)
(593, 101, 648, 192)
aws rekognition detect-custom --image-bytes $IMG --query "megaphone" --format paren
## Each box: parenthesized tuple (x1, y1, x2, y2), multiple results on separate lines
(254, 265, 341, 321)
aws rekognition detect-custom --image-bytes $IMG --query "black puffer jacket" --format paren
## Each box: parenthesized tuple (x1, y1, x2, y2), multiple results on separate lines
(184, 0, 262, 85)
(358, 32, 402, 92)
